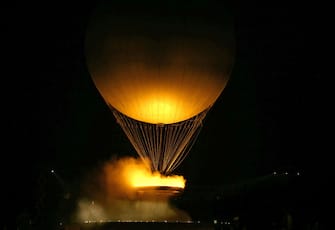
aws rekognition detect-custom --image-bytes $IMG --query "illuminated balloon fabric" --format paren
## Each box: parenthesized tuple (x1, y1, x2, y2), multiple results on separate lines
(85, 1, 235, 174)
(85, 1, 235, 124)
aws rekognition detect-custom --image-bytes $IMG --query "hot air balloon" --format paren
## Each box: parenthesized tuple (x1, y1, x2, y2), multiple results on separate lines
(85, 0, 235, 175)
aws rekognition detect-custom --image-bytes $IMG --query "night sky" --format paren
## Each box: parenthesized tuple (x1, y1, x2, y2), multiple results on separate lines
(3, 0, 329, 228)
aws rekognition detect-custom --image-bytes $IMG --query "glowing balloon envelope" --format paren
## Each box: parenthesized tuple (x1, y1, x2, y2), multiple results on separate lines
(86, 1, 235, 174)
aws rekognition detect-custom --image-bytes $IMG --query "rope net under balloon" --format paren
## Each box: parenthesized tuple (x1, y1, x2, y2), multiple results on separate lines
(109, 105, 210, 175)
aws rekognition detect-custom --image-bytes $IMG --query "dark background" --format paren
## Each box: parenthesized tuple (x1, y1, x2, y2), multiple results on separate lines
(3, 0, 329, 229)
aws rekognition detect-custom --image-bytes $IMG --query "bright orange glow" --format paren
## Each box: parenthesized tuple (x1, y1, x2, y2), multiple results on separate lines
(86, 13, 234, 124)
(134, 96, 177, 124)
(128, 169, 185, 189)
(91, 56, 229, 124)
(111, 157, 186, 189)
(124, 159, 185, 189)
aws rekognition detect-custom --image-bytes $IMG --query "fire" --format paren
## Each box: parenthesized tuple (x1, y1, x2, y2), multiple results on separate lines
(121, 158, 186, 189)
(128, 169, 185, 189)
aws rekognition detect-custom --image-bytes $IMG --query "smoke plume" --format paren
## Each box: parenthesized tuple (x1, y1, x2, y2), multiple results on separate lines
(73, 156, 191, 222)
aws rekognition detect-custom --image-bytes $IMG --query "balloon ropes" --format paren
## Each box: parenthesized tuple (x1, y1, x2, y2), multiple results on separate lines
(85, 0, 235, 175)
(111, 106, 209, 174)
